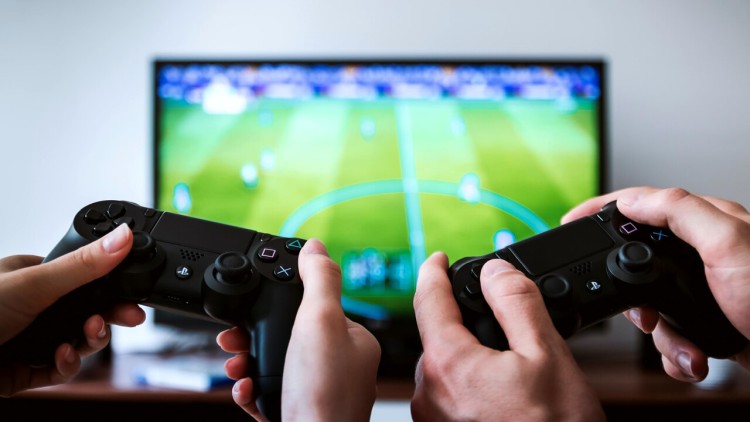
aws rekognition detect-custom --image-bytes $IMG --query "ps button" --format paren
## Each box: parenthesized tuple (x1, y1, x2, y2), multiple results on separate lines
(175, 265, 192, 280)
(585, 280, 604, 294)
(107, 203, 125, 219)
(257, 247, 279, 262)
(92, 222, 114, 236)
(114, 216, 135, 228)
(285, 239, 305, 254)
(84, 209, 107, 224)
(538, 274, 570, 299)
(274, 265, 295, 281)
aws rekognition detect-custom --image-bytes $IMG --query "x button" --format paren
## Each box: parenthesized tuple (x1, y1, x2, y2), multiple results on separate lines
(274, 265, 295, 281)
(651, 229, 670, 241)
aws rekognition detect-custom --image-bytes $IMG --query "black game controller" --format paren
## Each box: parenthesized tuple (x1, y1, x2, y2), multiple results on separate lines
(449, 200, 748, 358)
(0, 200, 305, 422)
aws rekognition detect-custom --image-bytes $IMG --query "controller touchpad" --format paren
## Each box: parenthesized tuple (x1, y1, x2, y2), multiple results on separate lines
(152, 213, 255, 254)
(509, 218, 614, 276)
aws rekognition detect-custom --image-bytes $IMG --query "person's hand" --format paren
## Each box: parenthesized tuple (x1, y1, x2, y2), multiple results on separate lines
(216, 238, 381, 422)
(0, 224, 147, 396)
(562, 186, 750, 381)
(411, 252, 605, 421)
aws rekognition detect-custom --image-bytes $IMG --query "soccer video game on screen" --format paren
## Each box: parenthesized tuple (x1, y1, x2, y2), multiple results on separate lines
(154, 60, 604, 323)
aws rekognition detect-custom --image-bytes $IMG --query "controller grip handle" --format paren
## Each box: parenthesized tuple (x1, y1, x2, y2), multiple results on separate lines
(255, 377, 283, 422)
(0, 228, 162, 367)
(658, 297, 748, 359)
(0, 224, 103, 366)
(245, 280, 303, 422)
(474, 317, 510, 350)
(0, 282, 107, 366)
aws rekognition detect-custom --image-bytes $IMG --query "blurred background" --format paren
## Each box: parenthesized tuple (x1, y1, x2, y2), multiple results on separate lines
(3, 0, 748, 258)
(1, 0, 749, 419)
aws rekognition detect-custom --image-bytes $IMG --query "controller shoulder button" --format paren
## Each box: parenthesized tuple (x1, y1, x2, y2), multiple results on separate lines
(595, 211, 610, 223)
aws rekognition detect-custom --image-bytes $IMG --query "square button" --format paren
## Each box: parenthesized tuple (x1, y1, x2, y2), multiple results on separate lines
(258, 248, 279, 262)
(619, 222, 638, 235)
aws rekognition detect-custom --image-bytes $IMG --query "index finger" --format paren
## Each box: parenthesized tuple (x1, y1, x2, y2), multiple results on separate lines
(0, 255, 43, 273)
(413, 252, 477, 351)
(560, 187, 655, 224)
(480, 259, 563, 354)
(616, 188, 750, 264)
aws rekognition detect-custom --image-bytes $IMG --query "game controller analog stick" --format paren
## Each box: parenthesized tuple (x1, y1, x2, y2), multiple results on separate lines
(0, 200, 306, 422)
(615, 241, 653, 273)
(606, 241, 659, 285)
(449, 200, 748, 359)
(538, 274, 571, 299)
(214, 252, 253, 284)
(129, 231, 156, 260)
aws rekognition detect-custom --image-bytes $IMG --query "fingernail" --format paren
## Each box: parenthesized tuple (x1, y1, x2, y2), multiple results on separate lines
(300, 238, 327, 256)
(97, 321, 108, 339)
(102, 224, 130, 254)
(618, 192, 641, 208)
(628, 309, 642, 330)
(64, 345, 76, 364)
(677, 352, 695, 379)
(481, 259, 516, 278)
(232, 379, 251, 405)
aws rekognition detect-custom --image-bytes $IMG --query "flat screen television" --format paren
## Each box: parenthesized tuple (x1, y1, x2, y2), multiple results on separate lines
(151, 58, 607, 376)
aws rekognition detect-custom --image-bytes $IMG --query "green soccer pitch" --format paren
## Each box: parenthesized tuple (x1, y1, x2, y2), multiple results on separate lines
(157, 96, 600, 318)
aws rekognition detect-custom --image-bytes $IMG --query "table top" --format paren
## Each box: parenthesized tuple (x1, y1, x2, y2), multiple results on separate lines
(12, 352, 750, 405)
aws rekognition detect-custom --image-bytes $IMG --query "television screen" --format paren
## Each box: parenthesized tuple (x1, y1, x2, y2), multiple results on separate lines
(152, 58, 606, 374)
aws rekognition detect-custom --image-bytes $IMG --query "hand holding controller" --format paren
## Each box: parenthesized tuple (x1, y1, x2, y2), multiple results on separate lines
(449, 200, 748, 358)
(0, 200, 306, 422)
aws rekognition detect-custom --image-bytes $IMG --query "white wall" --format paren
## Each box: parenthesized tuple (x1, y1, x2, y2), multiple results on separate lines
(1, 0, 748, 418)
(2, 0, 749, 258)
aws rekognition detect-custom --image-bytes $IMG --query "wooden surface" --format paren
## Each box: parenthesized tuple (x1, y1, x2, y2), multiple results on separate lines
(3, 352, 750, 420)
